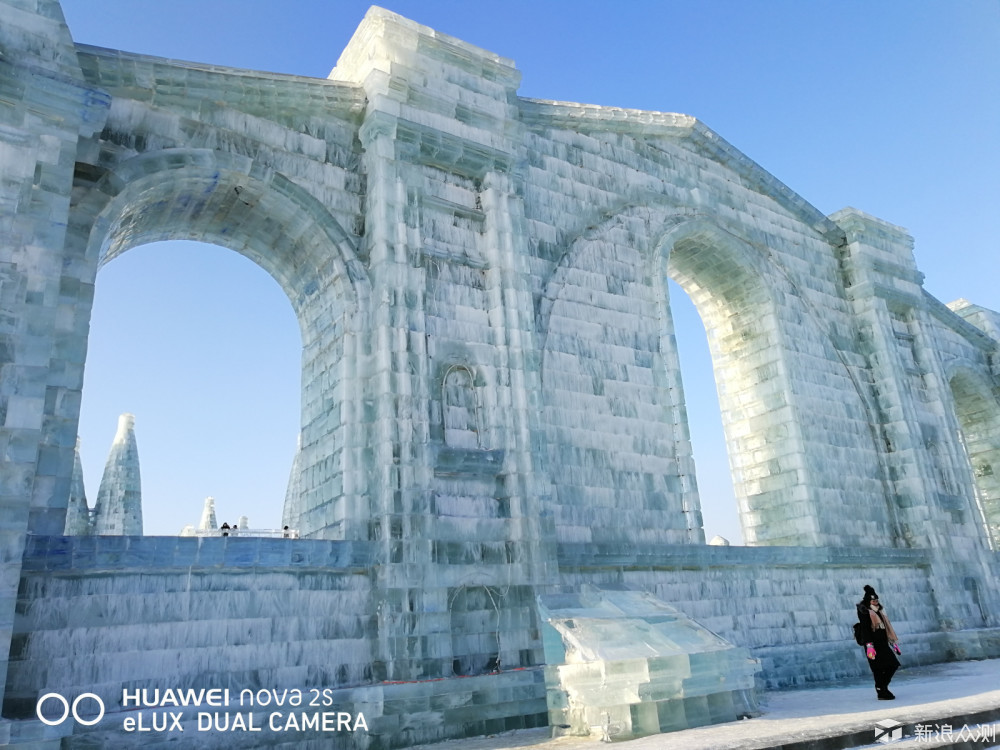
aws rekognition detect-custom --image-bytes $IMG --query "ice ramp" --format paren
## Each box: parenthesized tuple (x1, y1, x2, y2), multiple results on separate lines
(537, 586, 761, 741)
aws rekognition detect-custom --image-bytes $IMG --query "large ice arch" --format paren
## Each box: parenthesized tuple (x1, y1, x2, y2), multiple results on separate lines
(540, 206, 895, 548)
(63, 147, 371, 538)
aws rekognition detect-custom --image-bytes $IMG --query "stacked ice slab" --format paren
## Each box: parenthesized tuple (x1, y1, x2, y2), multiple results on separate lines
(538, 586, 760, 740)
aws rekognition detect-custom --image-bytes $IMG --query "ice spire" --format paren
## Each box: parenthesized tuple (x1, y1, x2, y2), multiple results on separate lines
(63, 439, 91, 536)
(92, 413, 143, 535)
(198, 496, 218, 531)
(281, 434, 303, 530)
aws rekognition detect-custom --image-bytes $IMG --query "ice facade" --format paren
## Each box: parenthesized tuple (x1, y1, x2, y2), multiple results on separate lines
(1, 2, 1000, 747)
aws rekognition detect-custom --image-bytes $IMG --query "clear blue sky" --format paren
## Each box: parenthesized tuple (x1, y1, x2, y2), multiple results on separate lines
(60, 1, 999, 540)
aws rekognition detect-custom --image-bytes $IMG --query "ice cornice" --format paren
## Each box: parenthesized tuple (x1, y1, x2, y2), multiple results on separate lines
(518, 97, 844, 247)
(519, 97, 697, 135)
(829, 207, 912, 244)
(928, 292, 1000, 352)
(75, 44, 366, 122)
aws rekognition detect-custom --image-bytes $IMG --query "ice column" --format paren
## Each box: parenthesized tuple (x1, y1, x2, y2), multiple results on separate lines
(63, 439, 91, 536)
(198, 496, 217, 531)
(92, 413, 143, 535)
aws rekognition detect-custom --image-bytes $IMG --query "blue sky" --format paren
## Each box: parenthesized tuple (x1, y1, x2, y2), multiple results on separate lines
(60, 1, 999, 540)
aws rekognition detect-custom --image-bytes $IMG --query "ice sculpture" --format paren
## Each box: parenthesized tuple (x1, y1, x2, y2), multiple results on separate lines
(198, 496, 217, 531)
(538, 586, 760, 740)
(62, 439, 91, 536)
(91, 413, 143, 535)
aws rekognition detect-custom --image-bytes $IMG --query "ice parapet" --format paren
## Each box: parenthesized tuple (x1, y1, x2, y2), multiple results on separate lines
(538, 586, 760, 741)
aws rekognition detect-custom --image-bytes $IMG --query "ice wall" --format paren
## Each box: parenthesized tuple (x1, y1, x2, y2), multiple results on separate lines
(6, 537, 377, 718)
(556, 543, 1000, 689)
(6, 536, 548, 748)
(9, 537, 999, 747)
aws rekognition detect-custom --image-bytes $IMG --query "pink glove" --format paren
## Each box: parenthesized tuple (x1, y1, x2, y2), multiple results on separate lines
(892, 643, 901, 655)
(866, 643, 876, 660)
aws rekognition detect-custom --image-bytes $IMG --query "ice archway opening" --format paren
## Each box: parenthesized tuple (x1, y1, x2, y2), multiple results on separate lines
(79, 239, 302, 535)
(59, 148, 370, 539)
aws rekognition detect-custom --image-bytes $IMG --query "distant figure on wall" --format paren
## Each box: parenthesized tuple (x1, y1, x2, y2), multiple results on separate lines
(220, 522, 230, 537)
(857, 585, 901, 700)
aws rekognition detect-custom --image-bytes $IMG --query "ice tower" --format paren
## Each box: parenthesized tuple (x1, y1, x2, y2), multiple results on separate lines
(91, 414, 143, 535)
(198, 496, 217, 531)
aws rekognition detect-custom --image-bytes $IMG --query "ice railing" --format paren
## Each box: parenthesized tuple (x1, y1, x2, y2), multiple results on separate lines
(180, 527, 300, 539)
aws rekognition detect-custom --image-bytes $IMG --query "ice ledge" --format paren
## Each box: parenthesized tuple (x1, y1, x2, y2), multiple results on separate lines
(557, 542, 932, 569)
(21, 535, 376, 572)
(74, 44, 366, 121)
(519, 97, 696, 135)
(926, 291, 1000, 352)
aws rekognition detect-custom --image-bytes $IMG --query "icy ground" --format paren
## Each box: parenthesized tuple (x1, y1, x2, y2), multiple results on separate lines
(411, 658, 1000, 749)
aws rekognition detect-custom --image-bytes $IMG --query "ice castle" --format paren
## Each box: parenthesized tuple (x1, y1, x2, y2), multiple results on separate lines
(1, 3, 999, 747)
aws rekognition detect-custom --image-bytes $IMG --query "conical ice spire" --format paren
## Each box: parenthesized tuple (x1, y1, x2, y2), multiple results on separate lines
(281, 434, 303, 530)
(92, 413, 143, 535)
(198, 496, 217, 531)
(63, 439, 91, 536)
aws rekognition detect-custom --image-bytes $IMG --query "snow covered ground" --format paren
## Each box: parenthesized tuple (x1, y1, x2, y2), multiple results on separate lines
(411, 658, 1000, 749)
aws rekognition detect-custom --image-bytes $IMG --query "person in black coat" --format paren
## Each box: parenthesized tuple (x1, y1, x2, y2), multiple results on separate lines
(857, 584, 901, 700)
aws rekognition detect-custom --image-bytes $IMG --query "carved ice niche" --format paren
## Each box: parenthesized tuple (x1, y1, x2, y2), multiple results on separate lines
(442, 364, 481, 449)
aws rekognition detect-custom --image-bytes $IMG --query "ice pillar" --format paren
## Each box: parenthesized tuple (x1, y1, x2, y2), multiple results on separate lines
(92, 414, 143, 535)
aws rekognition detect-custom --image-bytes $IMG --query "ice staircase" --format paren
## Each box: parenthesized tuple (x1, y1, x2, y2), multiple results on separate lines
(537, 585, 761, 741)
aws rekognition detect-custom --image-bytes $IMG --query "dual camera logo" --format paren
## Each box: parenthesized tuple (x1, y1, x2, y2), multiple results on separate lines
(36, 692, 105, 726)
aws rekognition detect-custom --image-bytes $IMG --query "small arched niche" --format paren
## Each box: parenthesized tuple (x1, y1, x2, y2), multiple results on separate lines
(442, 365, 481, 449)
